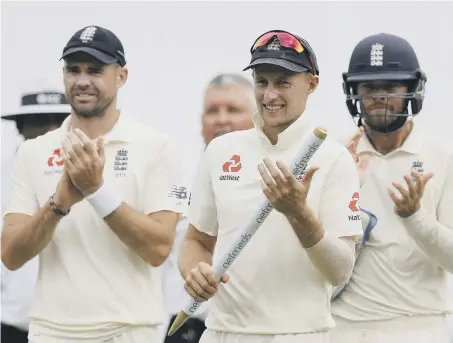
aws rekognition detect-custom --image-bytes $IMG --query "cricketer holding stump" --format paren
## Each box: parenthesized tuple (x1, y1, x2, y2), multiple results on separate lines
(177, 30, 364, 343)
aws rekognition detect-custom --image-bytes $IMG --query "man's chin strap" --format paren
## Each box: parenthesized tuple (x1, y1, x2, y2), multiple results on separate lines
(358, 115, 412, 137)
(357, 95, 413, 135)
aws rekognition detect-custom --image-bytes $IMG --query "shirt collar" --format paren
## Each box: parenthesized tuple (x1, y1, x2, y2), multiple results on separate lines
(357, 121, 423, 157)
(59, 112, 134, 144)
(252, 110, 313, 149)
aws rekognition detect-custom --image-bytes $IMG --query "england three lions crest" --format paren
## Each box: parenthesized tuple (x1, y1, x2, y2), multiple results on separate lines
(411, 160, 424, 182)
(411, 160, 424, 176)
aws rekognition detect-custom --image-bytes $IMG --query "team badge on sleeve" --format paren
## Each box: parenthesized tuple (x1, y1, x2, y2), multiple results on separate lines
(168, 186, 188, 200)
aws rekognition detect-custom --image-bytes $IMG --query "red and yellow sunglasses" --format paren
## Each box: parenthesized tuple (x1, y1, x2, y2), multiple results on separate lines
(252, 31, 305, 53)
(251, 30, 318, 75)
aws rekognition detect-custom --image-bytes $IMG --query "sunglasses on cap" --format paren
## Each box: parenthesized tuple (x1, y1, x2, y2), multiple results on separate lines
(251, 30, 318, 75)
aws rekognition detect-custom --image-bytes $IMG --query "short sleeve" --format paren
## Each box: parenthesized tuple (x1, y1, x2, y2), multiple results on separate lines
(4, 142, 39, 217)
(142, 139, 186, 215)
(318, 150, 363, 239)
(187, 146, 218, 236)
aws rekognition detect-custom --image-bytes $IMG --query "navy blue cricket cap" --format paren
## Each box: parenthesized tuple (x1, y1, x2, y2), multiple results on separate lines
(60, 25, 126, 67)
(243, 30, 319, 75)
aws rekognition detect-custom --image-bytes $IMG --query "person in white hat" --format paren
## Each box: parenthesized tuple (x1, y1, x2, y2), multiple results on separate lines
(2, 91, 71, 142)
(1, 90, 70, 343)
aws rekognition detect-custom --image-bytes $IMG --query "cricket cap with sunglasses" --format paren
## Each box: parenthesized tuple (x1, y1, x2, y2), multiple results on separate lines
(60, 25, 127, 67)
(243, 30, 320, 75)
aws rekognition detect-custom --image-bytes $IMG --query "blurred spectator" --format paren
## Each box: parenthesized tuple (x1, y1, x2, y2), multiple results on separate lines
(1, 90, 70, 343)
(161, 73, 255, 343)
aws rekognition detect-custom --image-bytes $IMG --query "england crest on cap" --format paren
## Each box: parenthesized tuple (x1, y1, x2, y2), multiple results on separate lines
(267, 37, 281, 51)
(80, 26, 97, 43)
(370, 43, 384, 67)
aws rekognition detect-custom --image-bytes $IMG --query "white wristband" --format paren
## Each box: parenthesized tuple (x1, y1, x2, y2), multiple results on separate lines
(86, 183, 122, 218)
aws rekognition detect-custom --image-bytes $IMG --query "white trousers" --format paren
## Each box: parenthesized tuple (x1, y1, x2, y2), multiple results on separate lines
(28, 325, 161, 343)
(331, 315, 451, 343)
(199, 328, 330, 343)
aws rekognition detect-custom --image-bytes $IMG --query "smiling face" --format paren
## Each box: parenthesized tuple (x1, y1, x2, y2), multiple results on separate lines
(252, 64, 318, 131)
(63, 52, 127, 118)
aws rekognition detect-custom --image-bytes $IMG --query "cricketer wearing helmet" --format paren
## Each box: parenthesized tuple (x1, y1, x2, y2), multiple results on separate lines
(331, 33, 453, 343)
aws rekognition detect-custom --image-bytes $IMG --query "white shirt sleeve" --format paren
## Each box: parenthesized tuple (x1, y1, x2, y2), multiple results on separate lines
(187, 146, 218, 236)
(318, 150, 363, 240)
(163, 216, 189, 273)
(437, 153, 453, 231)
(142, 139, 186, 215)
(401, 153, 453, 272)
(160, 216, 189, 315)
(1, 222, 10, 289)
(1, 155, 14, 216)
(4, 141, 39, 217)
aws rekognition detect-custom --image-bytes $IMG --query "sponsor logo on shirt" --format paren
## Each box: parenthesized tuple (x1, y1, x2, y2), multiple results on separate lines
(44, 148, 64, 175)
(168, 186, 188, 200)
(168, 185, 188, 206)
(219, 155, 241, 181)
(348, 192, 361, 221)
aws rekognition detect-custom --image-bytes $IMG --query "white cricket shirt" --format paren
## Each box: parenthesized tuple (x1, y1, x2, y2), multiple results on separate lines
(4, 114, 185, 340)
(187, 112, 363, 334)
(1, 152, 39, 332)
(1, 246, 38, 332)
(2, 153, 15, 215)
(332, 123, 453, 321)
(161, 217, 211, 320)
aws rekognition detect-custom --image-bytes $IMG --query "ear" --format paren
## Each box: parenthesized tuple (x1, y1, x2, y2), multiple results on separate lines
(307, 75, 319, 95)
(116, 67, 128, 89)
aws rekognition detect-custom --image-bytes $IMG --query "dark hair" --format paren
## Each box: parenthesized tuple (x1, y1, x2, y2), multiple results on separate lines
(15, 113, 68, 135)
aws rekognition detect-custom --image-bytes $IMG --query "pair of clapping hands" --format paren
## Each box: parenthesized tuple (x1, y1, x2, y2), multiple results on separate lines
(184, 126, 433, 304)
(347, 126, 432, 219)
(53, 128, 105, 211)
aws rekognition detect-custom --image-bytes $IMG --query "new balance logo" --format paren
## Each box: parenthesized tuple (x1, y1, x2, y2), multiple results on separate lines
(168, 186, 188, 199)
